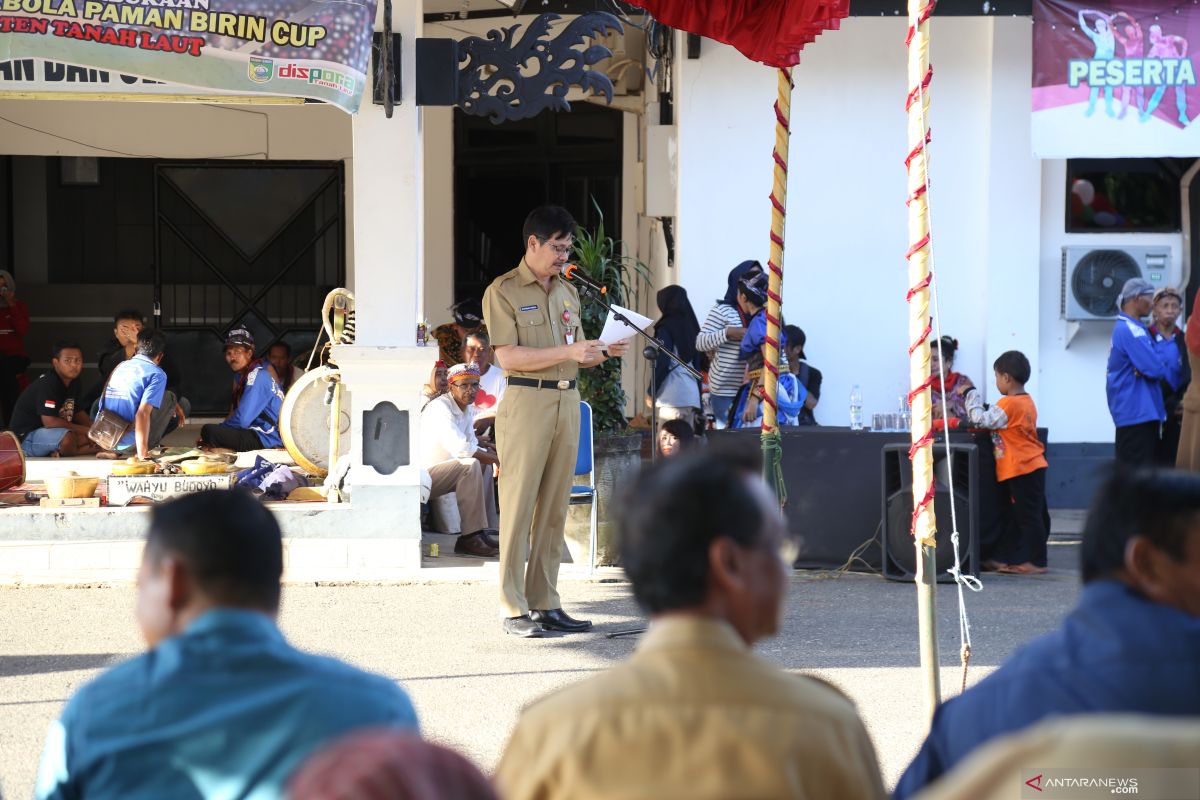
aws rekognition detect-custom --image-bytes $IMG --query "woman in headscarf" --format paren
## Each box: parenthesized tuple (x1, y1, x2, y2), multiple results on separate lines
(0, 270, 30, 426)
(695, 260, 761, 428)
(1176, 287, 1200, 470)
(649, 285, 704, 432)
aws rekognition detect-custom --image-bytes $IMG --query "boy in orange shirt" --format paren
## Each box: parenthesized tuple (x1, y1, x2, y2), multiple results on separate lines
(962, 350, 1050, 575)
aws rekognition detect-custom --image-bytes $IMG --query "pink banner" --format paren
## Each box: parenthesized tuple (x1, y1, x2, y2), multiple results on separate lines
(1033, 0, 1200, 156)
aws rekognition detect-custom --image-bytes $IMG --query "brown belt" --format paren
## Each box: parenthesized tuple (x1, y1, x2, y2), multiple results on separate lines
(507, 377, 576, 390)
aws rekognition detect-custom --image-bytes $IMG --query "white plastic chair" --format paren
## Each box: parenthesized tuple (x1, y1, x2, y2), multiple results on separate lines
(569, 401, 598, 574)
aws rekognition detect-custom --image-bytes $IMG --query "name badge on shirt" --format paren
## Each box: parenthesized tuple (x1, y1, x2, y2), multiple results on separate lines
(520, 304, 539, 312)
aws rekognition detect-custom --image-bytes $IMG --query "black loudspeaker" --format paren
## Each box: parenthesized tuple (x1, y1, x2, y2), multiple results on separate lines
(881, 443, 980, 583)
(415, 38, 459, 106)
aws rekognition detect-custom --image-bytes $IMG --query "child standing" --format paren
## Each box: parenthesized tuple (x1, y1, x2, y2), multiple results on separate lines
(962, 350, 1050, 575)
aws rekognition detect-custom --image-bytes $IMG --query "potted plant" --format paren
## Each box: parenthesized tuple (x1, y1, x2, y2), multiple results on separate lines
(564, 207, 650, 567)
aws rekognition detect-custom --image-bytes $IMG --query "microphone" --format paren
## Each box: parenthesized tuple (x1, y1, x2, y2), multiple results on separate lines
(562, 264, 606, 295)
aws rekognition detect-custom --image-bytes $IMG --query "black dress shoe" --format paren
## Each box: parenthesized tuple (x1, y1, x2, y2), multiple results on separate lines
(503, 615, 545, 638)
(530, 608, 592, 633)
(480, 529, 500, 549)
(455, 532, 499, 558)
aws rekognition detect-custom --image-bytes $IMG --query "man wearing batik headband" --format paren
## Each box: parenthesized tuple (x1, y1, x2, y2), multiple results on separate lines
(419, 363, 501, 558)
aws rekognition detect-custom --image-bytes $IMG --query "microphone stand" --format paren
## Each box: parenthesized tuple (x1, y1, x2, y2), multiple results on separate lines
(573, 282, 702, 383)
(572, 281, 701, 640)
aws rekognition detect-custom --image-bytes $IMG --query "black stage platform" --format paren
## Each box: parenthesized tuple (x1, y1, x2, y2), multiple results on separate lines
(710, 427, 1010, 571)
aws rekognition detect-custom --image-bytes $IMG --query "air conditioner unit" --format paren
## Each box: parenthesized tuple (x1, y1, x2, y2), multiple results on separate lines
(1061, 245, 1178, 321)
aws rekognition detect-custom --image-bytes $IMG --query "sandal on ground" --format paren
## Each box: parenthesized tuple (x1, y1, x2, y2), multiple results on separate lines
(997, 562, 1048, 575)
(981, 559, 1007, 572)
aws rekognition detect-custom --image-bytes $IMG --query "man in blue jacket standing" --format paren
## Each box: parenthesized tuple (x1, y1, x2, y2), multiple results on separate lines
(1107, 278, 1180, 465)
(200, 328, 285, 452)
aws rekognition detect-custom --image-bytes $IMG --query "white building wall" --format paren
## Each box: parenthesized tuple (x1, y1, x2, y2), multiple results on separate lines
(1037, 159, 1183, 442)
(675, 17, 1116, 444)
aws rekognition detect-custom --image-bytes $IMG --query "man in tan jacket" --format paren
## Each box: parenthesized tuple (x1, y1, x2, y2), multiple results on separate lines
(494, 449, 886, 800)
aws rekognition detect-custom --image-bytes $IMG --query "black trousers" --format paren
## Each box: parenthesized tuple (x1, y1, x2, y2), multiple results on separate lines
(1115, 421, 1161, 466)
(200, 423, 263, 452)
(998, 468, 1050, 567)
(1160, 414, 1183, 466)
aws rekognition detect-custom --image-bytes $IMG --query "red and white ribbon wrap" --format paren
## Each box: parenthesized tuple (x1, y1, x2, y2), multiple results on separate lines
(905, 0, 937, 546)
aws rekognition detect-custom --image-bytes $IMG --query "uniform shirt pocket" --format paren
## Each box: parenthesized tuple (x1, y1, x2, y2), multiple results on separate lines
(516, 309, 546, 328)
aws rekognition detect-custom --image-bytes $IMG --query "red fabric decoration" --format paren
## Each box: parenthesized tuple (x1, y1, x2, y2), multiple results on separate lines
(625, 0, 849, 67)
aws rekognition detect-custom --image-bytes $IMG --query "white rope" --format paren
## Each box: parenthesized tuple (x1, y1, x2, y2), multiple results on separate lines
(914, 62, 982, 674)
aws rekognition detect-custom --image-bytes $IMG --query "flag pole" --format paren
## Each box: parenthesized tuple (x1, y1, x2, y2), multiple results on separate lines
(761, 67, 792, 502)
(905, 0, 941, 719)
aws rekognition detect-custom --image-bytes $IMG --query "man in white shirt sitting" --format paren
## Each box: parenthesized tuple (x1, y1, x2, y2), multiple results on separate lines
(419, 363, 500, 558)
(464, 331, 505, 437)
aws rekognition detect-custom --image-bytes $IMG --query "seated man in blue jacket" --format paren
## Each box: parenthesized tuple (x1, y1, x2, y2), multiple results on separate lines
(893, 467, 1200, 799)
(200, 328, 284, 452)
(1106, 277, 1181, 465)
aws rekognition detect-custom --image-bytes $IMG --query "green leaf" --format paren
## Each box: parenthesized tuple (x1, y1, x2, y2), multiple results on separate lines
(571, 199, 653, 434)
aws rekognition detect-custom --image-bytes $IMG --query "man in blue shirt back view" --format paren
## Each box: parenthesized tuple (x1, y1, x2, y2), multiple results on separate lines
(893, 467, 1200, 799)
(34, 490, 419, 800)
(99, 328, 179, 459)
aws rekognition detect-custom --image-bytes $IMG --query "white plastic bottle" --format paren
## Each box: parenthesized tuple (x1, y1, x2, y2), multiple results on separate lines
(849, 384, 864, 430)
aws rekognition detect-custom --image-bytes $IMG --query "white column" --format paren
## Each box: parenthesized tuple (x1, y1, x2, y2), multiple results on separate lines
(350, 0, 423, 344)
(338, 0, 435, 547)
(983, 18, 1042, 396)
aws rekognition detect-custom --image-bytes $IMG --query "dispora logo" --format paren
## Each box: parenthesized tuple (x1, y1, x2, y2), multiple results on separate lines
(278, 63, 355, 95)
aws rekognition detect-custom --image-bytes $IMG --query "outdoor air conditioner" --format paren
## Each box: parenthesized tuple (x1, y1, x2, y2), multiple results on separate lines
(1061, 245, 1178, 321)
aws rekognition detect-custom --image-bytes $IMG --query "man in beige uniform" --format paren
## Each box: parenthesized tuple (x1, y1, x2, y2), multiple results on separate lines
(495, 451, 886, 799)
(483, 205, 629, 638)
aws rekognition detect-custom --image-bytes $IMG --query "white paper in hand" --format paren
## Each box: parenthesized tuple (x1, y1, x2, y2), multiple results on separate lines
(599, 305, 653, 346)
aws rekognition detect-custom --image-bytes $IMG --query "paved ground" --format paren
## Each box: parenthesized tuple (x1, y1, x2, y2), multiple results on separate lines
(0, 525, 1084, 798)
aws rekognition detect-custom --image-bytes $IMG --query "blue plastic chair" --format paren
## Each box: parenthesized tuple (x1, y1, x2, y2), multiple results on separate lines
(570, 401, 598, 573)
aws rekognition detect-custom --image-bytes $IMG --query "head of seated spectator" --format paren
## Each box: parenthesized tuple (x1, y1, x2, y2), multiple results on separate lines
(291, 730, 497, 800)
(494, 449, 884, 800)
(657, 418, 695, 457)
(422, 360, 449, 405)
(198, 328, 285, 452)
(892, 466, 1200, 800)
(267, 340, 304, 393)
(136, 488, 283, 644)
(9, 341, 98, 457)
(35, 489, 418, 799)
(1081, 467, 1200, 614)
(112, 310, 144, 356)
(620, 449, 791, 642)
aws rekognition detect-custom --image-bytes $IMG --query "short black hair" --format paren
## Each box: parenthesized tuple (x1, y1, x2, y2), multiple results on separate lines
(993, 350, 1031, 384)
(136, 328, 167, 360)
(51, 341, 83, 361)
(145, 490, 284, 611)
(463, 330, 491, 349)
(269, 341, 292, 356)
(113, 309, 144, 325)
(617, 451, 769, 613)
(1081, 468, 1200, 583)
(659, 418, 695, 449)
(522, 205, 577, 245)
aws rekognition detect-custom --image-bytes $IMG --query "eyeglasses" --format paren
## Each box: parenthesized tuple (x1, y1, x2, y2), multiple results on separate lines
(539, 239, 574, 257)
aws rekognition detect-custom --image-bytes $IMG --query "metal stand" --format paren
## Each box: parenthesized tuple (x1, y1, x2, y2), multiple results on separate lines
(575, 283, 702, 384)
(645, 345, 659, 462)
(575, 283, 694, 640)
